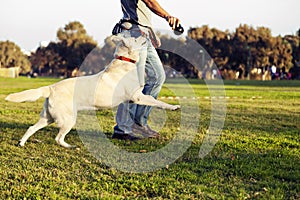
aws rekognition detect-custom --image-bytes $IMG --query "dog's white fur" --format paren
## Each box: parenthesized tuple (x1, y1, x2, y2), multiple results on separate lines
(5, 34, 180, 148)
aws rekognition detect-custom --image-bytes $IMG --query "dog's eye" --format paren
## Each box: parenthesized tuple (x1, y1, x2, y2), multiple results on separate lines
(141, 41, 147, 46)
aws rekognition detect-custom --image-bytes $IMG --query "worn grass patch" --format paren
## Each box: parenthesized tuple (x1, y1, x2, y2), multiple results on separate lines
(0, 77, 299, 199)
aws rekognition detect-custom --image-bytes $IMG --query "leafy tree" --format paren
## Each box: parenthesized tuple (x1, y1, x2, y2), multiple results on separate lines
(188, 26, 232, 78)
(30, 21, 99, 77)
(0, 40, 31, 74)
(284, 35, 300, 65)
(57, 21, 96, 46)
(30, 42, 63, 76)
(56, 21, 98, 76)
(158, 35, 197, 77)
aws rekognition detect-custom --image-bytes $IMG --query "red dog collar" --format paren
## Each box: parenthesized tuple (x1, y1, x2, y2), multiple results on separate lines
(115, 56, 137, 64)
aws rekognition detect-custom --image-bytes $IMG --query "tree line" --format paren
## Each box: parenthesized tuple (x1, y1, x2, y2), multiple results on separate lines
(0, 21, 299, 80)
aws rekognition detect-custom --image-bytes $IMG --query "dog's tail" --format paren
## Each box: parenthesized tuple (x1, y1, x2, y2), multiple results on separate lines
(5, 86, 50, 103)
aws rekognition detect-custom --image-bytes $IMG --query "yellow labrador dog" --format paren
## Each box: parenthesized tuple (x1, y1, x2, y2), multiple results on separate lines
(6, 34, 180, 148)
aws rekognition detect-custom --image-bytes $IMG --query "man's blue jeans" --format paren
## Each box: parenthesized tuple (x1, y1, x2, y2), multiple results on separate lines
(115, 45, 165, 133)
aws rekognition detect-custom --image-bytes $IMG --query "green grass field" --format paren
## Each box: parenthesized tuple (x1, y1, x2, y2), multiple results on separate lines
(0, 77, 299, 199)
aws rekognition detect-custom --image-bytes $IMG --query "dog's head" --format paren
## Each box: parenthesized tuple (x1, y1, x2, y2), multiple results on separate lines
(111, 32, 147, 62)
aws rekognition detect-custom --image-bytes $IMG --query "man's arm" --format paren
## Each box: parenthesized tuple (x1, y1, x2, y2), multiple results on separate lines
(142, 0, 180, 29)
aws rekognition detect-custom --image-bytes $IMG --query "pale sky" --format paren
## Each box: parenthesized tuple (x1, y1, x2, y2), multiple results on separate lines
(1, 0, 299, 51)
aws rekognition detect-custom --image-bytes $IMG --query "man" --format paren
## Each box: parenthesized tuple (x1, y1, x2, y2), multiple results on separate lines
(112, 0, 181, 140)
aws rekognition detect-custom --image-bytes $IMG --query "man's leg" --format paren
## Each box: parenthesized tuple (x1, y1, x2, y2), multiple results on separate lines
(134, 45, 166, 126)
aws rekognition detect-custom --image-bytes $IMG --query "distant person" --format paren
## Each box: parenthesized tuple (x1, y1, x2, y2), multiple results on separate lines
(112, 0, 181, 140)
(271, 65, 277, 80)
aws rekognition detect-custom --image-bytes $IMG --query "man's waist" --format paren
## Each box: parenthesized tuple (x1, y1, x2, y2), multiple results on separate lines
(121, 18, 152, 29)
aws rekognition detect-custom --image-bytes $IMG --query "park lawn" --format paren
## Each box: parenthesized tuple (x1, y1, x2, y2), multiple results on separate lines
(0, 77, 299, 199)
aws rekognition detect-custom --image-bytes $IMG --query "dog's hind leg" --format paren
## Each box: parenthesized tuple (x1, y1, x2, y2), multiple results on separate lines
(18, 100, 54, 147)
(55, 120, 76, 148)
(18, 117, 54, 147)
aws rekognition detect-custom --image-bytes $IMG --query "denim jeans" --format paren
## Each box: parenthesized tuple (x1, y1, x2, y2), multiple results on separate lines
(115, 44, 165, 133)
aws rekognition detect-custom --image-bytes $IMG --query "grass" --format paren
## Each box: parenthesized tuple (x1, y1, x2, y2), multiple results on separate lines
(0, 77, 299, 199)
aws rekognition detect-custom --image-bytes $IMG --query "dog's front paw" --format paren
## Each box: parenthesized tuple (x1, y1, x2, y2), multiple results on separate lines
(16, 141, 25, 147)
(170, 105, 180, 110)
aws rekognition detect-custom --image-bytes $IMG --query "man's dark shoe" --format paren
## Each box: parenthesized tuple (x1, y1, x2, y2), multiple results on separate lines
(112, 132, 142, 140)
(132, 123, 160, 138)
(112, 127, 142, 141)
